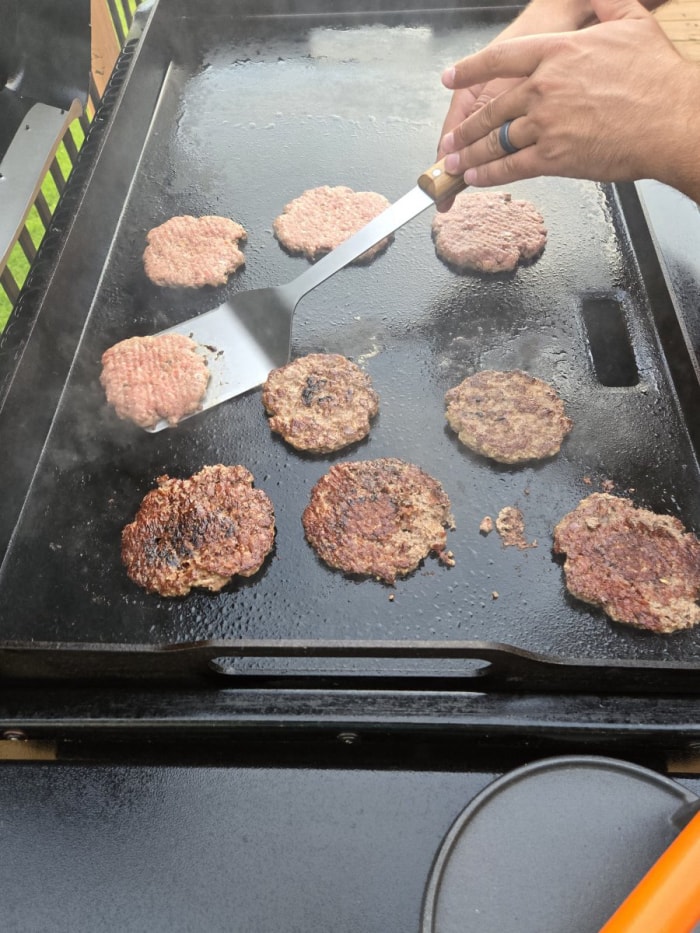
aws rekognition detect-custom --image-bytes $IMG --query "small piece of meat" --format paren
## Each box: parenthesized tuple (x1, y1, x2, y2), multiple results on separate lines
(432, 191, 546, 273)
(100, 333, 210, 428)
(143, 215, 247, 287)
(122, 465, 275, 597)
(496, 506, 536, 549)
(445, 370, 573, 464)
(553, 493, 700, 634)
(262, 353, 379, 453)
(479, 516, 494, 535)
(273, 186, 392, 263)
(302, 458, 455, 584)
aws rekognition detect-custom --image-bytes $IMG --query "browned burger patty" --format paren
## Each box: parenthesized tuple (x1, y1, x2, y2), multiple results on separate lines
(143, 215, 247, 287)
(431, 191, 546, 273)
(302, 458, 455, 584)
(553, 493, 700, 634)
(445, 370, 573, 464)
(273, 186, 392, 263)
(262, 353, 379, 453)
(121, 465, 275, 597)
(100, 333, 210, 429)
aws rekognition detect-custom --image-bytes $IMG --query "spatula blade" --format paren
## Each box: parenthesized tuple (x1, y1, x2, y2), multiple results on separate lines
(143, 286, 292, 433)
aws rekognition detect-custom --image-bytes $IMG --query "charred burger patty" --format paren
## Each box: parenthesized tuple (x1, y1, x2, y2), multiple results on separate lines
(553, 492, 700, 633)
(262, 352, 379, 453)
(122, 464, 275, 597)
(302, 458, 455, 584)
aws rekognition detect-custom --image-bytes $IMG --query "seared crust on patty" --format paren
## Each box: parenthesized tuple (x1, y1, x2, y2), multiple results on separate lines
(143, 215, 247, 288)
(100, 333, 210, 428)
(431, 191, 546, 273)
(445, 370, 572, 464)
(122, 465, 275, 597)
(273, 186, 393, 263)
(302, 458, 455, 584)
(553, 493, 700, 634)
(262, 353, 379, 453)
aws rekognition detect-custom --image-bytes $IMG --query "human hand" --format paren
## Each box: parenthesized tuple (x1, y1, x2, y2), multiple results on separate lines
(438, 0, 700, 198)
(436, 78, 519, 211)
(438, 77, 516, 159)
(436, 0, 601, 209)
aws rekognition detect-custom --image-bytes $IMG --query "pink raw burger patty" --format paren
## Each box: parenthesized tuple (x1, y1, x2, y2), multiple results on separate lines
(143, 215, 247, 287)
(432, 191, 547, 273)
(100, 333, 210, 428)
(273, 186, 393, 263)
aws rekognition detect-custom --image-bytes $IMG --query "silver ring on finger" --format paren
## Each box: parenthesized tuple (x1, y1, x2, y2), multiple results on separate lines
(498, 119, 520, 155)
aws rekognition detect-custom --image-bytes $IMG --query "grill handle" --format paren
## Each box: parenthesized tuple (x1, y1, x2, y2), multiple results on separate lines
(0, 639, 699, 693)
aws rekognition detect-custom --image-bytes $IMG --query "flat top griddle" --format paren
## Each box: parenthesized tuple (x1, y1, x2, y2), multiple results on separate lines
(1, 0, 699, 684)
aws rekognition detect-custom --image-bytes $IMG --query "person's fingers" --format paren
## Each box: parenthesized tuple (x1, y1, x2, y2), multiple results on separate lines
(441, 83, 530, 154)
(441, 35, 551, 90)
(463, 146, 540, 188)
(471, 77, 521, 113)
(443, 116, 533, 176)
(437, 89, 484, 157)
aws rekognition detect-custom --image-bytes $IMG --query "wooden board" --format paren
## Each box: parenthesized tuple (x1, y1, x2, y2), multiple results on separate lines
(655, 0, 700, 60)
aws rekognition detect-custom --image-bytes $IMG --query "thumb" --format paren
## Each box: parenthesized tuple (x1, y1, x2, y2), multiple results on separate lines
(590, 0, 650, 21)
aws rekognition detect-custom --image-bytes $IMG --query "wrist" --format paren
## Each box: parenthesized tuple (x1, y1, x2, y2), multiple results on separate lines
(652, 61, 700, 202)
(497, 0, 595, 40)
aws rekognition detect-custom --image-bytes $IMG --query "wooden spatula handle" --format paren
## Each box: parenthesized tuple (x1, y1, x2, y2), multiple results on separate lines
(417, 158, 467, 203)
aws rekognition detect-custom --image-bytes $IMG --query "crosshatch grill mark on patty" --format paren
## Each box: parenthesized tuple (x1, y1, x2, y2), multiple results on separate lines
(272, 186, 393, 263)
(553, 492, 700, 634)
(262, 353, 379, 453)
(302, 458, 455, 584)
(121, 465, 275, 597)
(431, 191, 547, 273)
(445, 370, 573, 464)
(100, 333, 210, 429)
(143, 214, 247, 287)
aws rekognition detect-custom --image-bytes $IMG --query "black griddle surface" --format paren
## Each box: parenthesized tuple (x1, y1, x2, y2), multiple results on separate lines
(1, 3, 700, 673)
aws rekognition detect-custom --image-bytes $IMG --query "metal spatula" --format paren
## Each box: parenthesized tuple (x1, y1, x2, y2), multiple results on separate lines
(145, 158, 465, 432)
